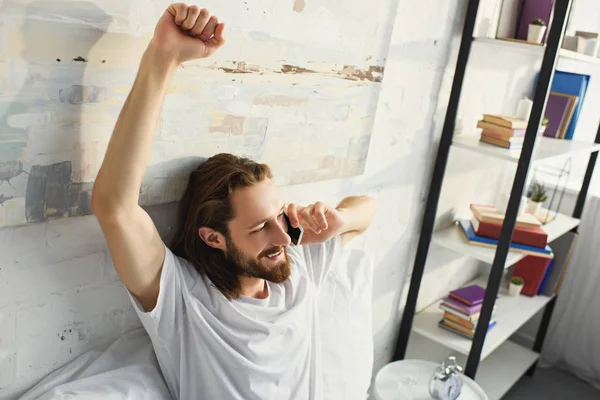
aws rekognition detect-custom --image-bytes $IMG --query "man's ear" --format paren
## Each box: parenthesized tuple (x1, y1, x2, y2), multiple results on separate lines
(198, 227, 227, 251)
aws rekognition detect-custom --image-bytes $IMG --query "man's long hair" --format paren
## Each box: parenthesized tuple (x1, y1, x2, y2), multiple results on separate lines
(170, 153, 272, 299)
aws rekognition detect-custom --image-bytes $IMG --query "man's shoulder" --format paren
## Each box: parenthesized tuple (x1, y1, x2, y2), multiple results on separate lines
(164, 245, 203, 285)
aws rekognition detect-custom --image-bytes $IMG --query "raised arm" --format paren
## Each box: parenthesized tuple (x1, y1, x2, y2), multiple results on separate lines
(91, 4, 225, 311)
(287, 195, 378, 246)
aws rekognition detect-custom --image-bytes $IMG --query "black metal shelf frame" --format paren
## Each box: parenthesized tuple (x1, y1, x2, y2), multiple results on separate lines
(393, 0, 599, 382)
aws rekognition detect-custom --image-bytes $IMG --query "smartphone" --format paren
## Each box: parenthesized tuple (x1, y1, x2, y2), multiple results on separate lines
(283, 213, 304, 246)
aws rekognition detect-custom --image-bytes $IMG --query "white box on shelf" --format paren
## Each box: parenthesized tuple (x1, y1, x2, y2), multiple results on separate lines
(475, 0, 505, 39)
(496, 0, 521, 40)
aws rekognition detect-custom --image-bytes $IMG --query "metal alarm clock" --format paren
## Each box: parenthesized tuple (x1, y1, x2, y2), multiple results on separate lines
(429, 356, 464, 400)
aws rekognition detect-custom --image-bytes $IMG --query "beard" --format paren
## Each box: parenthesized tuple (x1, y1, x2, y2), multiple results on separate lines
(225, 236, 291, 284)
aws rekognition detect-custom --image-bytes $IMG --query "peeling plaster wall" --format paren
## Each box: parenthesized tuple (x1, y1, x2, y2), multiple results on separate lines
(0, 0, 501, 395)
(0, 0, 393, 227)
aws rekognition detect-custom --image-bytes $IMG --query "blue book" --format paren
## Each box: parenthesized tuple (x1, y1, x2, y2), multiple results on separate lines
(537, 71, 590, 140)
(538, 259, 555, 294)
(457, 220, 554, 258)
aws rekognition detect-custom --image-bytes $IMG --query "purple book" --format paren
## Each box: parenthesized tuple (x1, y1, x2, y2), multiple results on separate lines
(441, 297, 482, 316)
(516, 0, 554, 43)
(543, 93, 571, 138)
(449, 284, 486, 306)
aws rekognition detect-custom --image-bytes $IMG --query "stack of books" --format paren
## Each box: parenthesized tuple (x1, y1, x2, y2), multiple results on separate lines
(456, 204, 554, 259)
(477, 115, 529, 149)
(438, 284, 497, 339)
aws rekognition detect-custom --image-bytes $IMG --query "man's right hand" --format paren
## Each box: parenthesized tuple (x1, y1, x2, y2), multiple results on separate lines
(150, 3, 226, 65)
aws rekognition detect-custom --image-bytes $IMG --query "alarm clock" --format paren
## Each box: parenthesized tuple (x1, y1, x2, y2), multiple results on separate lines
(429, 356, 464, 400)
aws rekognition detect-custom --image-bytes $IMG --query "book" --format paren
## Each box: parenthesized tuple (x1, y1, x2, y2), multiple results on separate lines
(457, 219, 554, 259)
(538, 259, 555, 295)
(477, 120, 525, 138)
(445, 312, 477, 329)
(556, 93, 578, 139)
(440, 304, 481, 321)
(438, 321, 475, 340)
(439, 318, 497, 338)
(513, 256, 552, 296)
(480, 134, 524, 149)
(471, 216, 548, 248)
(449, 284, 486, 306)
(441, 296, 482, 316)
(481, 130, 525, 142)
(516, 0, 554, 44)
(443, 311, 496, 330)
(482, 115, 528, 129)
(470, 204, 542, 229)
(546, 71, 590, 140)
(544, 92, 573, 138)
(543, 232, 578, 295)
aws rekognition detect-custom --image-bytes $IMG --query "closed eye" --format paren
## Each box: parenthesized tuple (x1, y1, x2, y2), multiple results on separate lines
(251, 213, 285, 234)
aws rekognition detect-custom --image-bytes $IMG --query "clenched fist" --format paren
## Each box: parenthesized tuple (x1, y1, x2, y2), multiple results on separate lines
(150, 3, 226, 65)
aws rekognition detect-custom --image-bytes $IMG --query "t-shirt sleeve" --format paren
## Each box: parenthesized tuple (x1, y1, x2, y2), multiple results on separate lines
(296, 235, 342, 288)
(127, 243, 192, 339)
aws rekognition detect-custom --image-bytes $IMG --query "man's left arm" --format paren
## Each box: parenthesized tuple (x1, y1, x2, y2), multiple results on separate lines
(287, 195, 378, 247)
(335, 196, 378, 246)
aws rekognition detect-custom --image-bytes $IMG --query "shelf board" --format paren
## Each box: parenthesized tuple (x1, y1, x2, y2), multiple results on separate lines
(432, 212, 579, 267)
(560, 48, 600, 65)
(474, 341, 539, 400)
(452, 135, 600, 164)
(473, 37, 600, 65)
(407, 335, 538, 400)
(412, 276, 554, 360)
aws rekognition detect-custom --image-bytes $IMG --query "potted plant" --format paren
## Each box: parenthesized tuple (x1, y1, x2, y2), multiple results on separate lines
(527, 181, 547, 215)
(528, 18, 547, 44)
(539, 116, 549, 135)
(509, 277, 524, 296)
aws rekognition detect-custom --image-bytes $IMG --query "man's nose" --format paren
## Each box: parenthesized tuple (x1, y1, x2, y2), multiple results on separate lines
(273, 219, 292, 246)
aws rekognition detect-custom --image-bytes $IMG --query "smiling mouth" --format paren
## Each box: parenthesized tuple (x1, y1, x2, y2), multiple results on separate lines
(265, 249, 283, 259)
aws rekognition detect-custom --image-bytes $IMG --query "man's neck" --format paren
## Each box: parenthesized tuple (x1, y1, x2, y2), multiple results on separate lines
(239, 276, 268, 299)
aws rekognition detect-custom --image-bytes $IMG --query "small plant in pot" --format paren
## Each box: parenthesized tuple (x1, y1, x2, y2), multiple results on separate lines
(540, 116, 549, 134)
(527, 181, 547, 215)
(528, 18, 547, 44)
(509, 277, 524, 296)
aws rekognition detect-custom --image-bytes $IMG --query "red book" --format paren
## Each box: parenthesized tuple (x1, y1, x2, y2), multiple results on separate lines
(513, 256, 552, 296)
(471, 217, 548, 248)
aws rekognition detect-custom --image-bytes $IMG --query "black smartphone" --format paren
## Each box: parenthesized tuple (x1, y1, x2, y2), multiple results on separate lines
(283, 213, 304, 246)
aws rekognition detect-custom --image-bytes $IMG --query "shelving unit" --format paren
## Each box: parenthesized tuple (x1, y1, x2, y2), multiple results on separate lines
(453, 135, 600, 164)
(393, 0, 600, 398)
(473, 37, 600, 65)
(412, 276, 554, 360)
(432, 212, 580, 266)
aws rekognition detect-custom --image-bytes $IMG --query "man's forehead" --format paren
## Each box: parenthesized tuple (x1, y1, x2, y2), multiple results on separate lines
(230, 180, 283, 222)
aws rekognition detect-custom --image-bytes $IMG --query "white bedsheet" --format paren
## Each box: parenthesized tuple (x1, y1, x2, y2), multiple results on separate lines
(5, 329, 171, 400)
(3, 248, 373, 400)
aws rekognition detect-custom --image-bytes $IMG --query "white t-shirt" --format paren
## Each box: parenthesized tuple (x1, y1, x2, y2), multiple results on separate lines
(128, 236, 341, 400)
